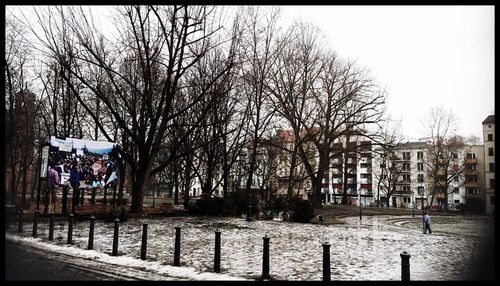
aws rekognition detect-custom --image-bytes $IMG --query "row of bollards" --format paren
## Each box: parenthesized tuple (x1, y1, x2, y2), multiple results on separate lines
(17, 208, 412, 280)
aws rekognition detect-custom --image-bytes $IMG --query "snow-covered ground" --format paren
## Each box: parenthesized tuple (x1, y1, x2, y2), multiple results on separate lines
(6, 214, 493, 280)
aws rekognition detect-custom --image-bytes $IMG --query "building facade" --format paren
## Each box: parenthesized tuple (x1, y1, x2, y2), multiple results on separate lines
(482, 115, 495, 215)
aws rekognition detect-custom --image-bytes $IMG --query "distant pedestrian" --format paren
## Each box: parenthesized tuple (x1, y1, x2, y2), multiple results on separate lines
(46, 163, 60, 214)
(423, 212, 432, 234)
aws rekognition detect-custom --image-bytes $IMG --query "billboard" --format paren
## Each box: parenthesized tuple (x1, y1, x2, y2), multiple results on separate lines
(48, 136, 119, 189)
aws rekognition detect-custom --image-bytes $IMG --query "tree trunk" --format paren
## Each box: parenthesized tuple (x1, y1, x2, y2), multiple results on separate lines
(117, 158, 125, 205)
(10, 164, 17, 205)
(183, 159, 192, 208)
(21, 167, 28, 204)
(130, 171, 149, 213)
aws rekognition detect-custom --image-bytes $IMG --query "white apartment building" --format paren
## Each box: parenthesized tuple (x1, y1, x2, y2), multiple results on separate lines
(482, 115, 495, 215)
(372, 142, 427, 208)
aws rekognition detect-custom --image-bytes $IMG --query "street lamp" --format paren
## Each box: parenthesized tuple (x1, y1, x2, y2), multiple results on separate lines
(421, 193, 425, 234)
(412, 190, 415, 218)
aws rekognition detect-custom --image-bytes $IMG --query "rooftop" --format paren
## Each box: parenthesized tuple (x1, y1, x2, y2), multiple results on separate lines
(482, 115, 495, 124)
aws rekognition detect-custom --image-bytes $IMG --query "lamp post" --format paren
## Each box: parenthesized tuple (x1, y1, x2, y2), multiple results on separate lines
(412, 192, 415, 218)
(421, 194, 425, 234)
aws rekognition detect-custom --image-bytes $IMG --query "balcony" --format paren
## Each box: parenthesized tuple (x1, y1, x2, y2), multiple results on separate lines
(464, 182, 479, 188)
(465, 158, 478, 164)
(464, 170, 477, 175)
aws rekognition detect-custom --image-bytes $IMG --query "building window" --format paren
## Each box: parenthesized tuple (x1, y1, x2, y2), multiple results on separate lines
(454, 200, 460, 204)
(466, 164, 476, 171)
(403, 163, 410, 171)
(403, 174, 411, 182)
(490, 179, 495, 189)
(403, 152, 410, 160)
(466, 188, 478, 195)
(465, 176, 477, 183)
(418, 174, 424, 183)
(491, 196, 495, 205)
(417, 162, 423, 171)
(417, 151, 423, 160)
(488, 148, 494, 156)
(490, 163, 495, 172)
(466, 153, 476, 159)
(417, 186, 424, 196)
(454, 176, 459, 182)
(453, 187, 459, 194)
(488, 134, 493, 141)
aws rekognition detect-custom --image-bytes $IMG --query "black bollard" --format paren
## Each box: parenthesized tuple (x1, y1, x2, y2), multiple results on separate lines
(141, 223, 148, 260)
(112, 218, 120, 256)
(359, 207, 362, 220)
(48, 214, 54, 241)
(214, 230, 221, 272)
(261, 235, 270, 279)
(319, 215, 324, 224)
(62, 186, 68, 215)
(17, 209, 24, 233)
(71, 189, 77, 215)
(174, 226, 181, 266)
(67, 213, 74, 244)
(422, 210, 426, 234)
(88, 216, 95, 250)
(91, 188, 96, 204)
(322, 242, 331, 281)
(400, 251, 411, 281)
(32, 210, 40, 238)
(43, 189, 49, 215)
(112, 188, 117, 207)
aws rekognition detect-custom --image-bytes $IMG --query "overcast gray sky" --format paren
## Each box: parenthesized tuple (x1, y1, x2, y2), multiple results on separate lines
(281, 5, 495, 142)
(9, 5, 494, 142)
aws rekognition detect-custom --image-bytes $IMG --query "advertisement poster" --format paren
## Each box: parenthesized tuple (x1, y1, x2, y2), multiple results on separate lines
(47, 136, 119, 189)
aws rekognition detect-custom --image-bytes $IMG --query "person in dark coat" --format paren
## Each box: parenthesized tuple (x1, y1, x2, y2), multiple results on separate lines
(69, 164, 81, 208)
(423, 212, 432, 234)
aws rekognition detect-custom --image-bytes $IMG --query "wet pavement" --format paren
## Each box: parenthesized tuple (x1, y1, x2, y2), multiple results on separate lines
(5, 212, 495, 281)
(4, 238, 128, 280)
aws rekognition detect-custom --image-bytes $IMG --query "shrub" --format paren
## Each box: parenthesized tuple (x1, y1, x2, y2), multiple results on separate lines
(190, 197, 226, 216)
(289, 197, 315, 222)
(104, 206, 128, 222)
(270, 196, 287, 213)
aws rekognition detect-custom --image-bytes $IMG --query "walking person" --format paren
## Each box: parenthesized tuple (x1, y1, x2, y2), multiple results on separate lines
(69, 164, 81, 212)
(423, 211, 432, 234)
(46, 163, 60, 214)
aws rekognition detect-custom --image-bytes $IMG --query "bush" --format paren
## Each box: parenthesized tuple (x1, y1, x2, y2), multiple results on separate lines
(190, 197, 226, 216)
(104, 206, 128, 222)
(271, 196, 287, 213)
(226, 190, 249, 216)
(289, 197, 315, 222)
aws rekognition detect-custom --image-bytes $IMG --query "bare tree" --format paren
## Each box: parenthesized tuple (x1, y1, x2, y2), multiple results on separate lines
(372, 118, 405, 206)
(421, 106, 466, 210)
(238, 6, 284, 206)
(5, 12, 37, 205)
(25, 6, 236, 213)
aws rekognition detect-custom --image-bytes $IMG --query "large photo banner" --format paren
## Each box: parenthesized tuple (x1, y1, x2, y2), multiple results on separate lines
(48, 136, 119, 190)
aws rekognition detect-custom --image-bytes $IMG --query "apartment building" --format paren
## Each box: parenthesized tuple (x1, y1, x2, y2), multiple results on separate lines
(372, 141, 428, 208)
(463, 145, 485, 209)
(320, 140, 373, 206)
(483, 115, 495, 215)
